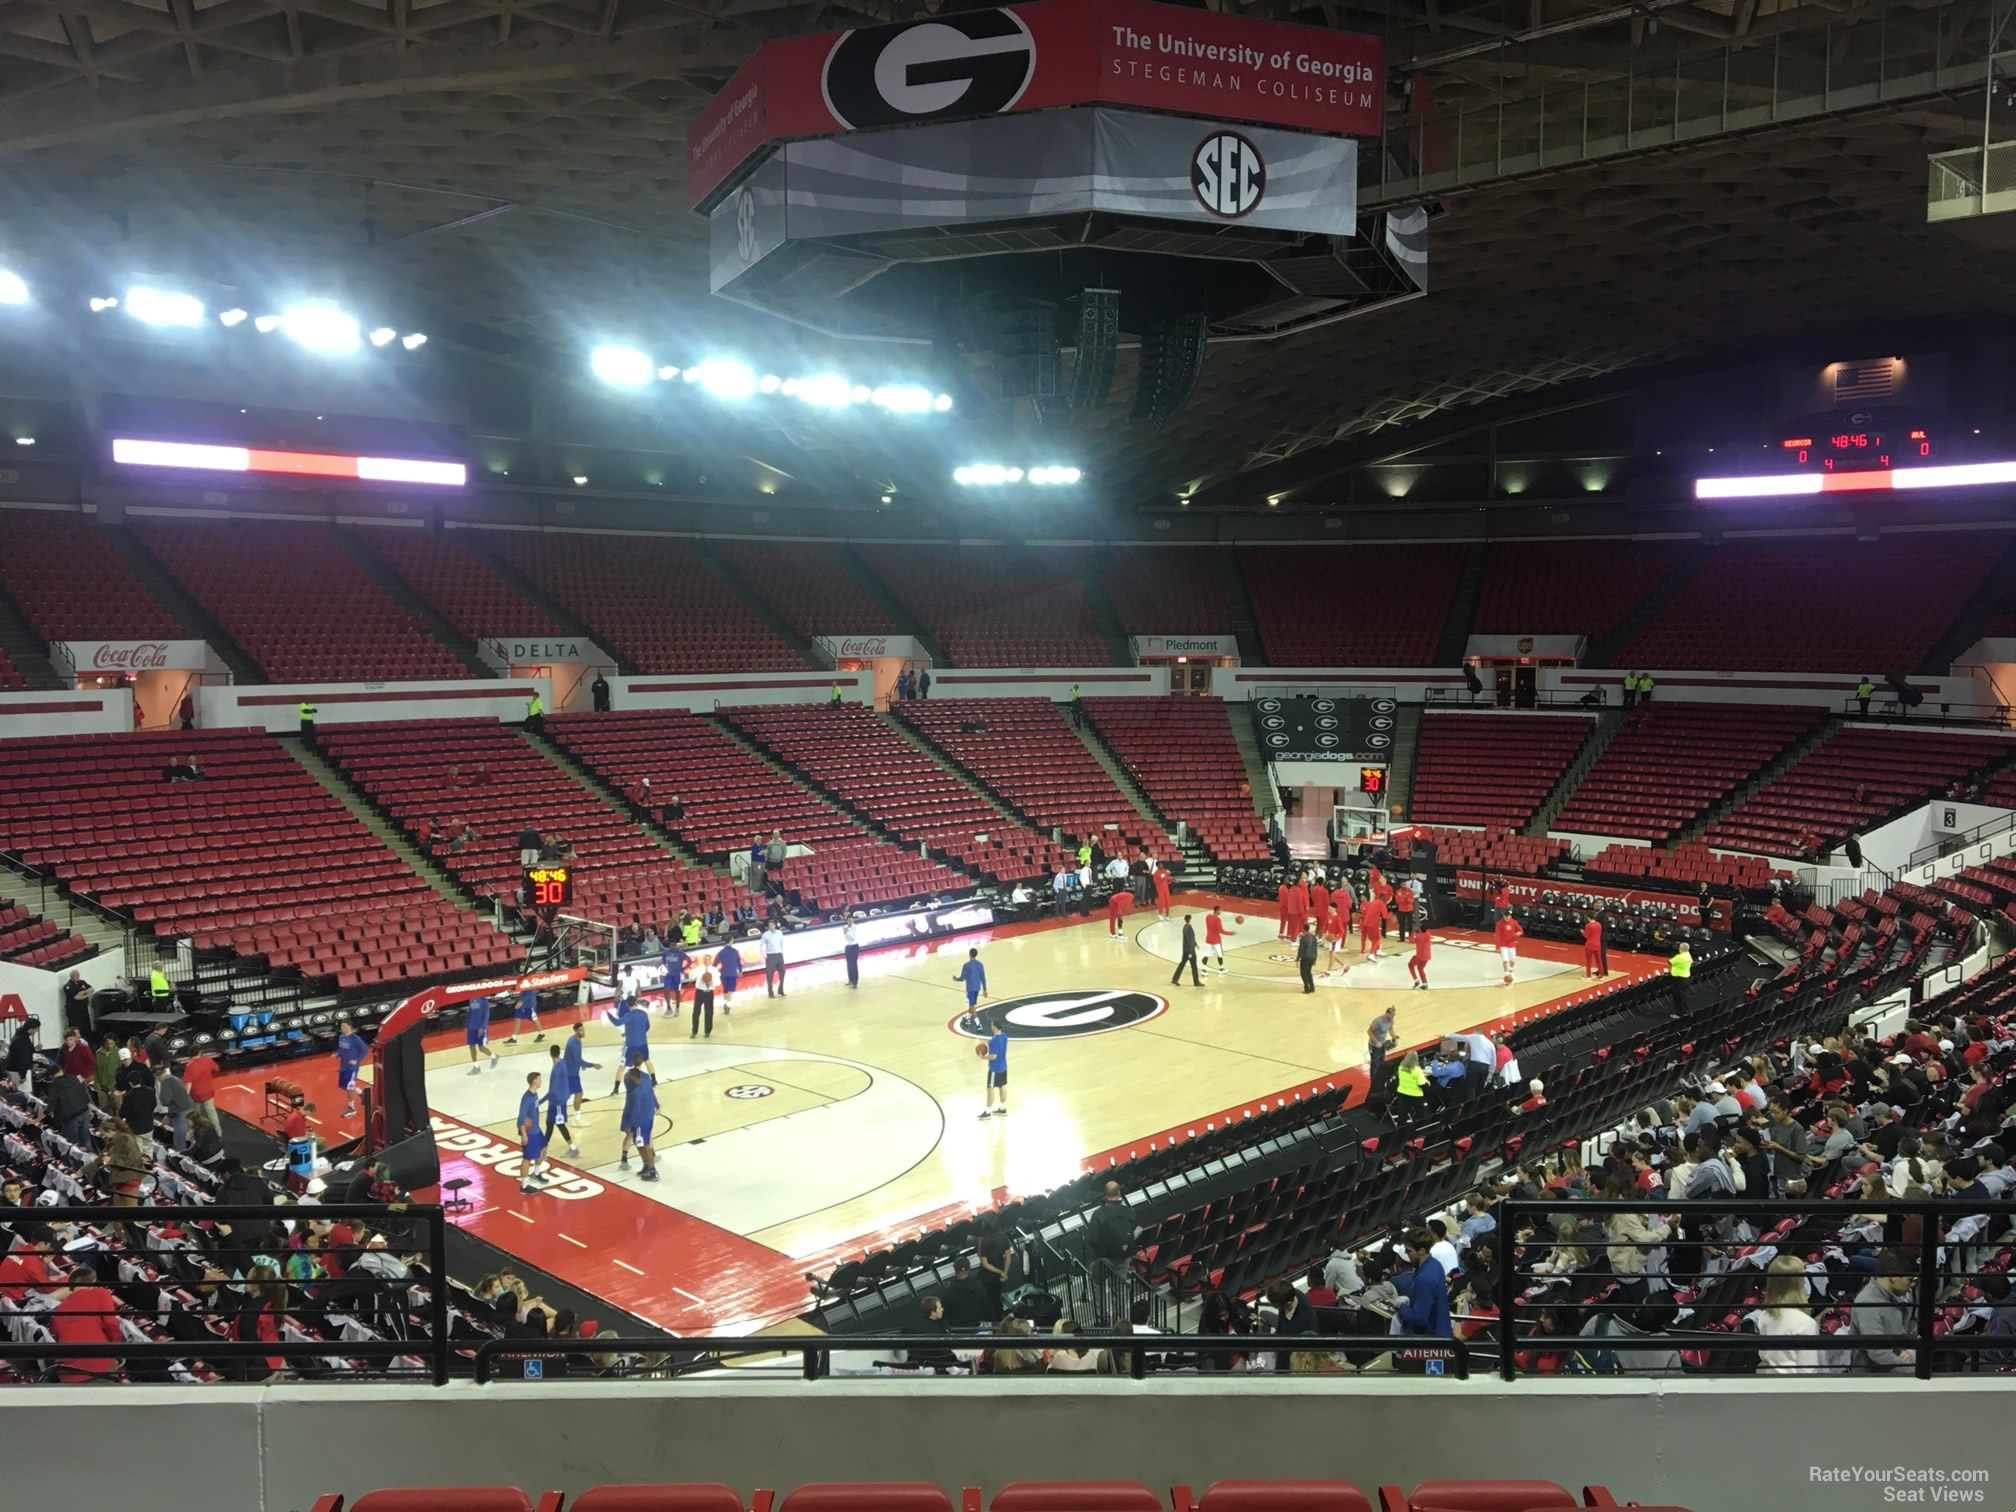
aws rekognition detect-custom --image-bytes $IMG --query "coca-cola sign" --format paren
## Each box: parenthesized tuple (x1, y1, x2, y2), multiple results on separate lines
(94, 642, 170, 671)
(816, 633, 919, 663)
(838, 637, 888, 658)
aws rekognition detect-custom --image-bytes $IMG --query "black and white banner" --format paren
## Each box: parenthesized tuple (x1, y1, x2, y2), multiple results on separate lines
(711, 107, 1355, 292)
(1254, 695, 1396, 761)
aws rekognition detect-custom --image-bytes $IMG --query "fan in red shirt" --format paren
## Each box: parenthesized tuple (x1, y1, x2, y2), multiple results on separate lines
(59, 1029, 94, 1081)
(1406, 925, 1432, 989)
(1106, 884, 1130, 937)
(1276, 881, 1294, 940)
(1202, 907, 1231, 975)
(183, 1052, 219, 1119)
(1359, 895, 1387, 959)
(1494, 914, 1525, 984)
(1488, 878, 1513, 915)
(1582, 914, 1606, 978)
(0, 1245, 49, 1305)
(51, 1267, 124, 1382)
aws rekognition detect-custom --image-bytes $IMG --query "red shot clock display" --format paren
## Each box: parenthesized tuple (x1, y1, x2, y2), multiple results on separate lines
(525, 864, 573, 908)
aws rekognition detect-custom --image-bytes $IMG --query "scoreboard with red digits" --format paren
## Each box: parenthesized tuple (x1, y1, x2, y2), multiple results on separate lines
(525, 864, 573, 908)
(1777, 421, 1935, 473)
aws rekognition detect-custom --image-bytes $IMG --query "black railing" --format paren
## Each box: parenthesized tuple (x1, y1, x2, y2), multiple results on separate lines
(1494, 1198, 2016, 1382)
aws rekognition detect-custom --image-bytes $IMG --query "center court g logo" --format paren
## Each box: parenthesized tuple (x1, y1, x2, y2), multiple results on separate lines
(953, 989, 1167, 1042)
(823, 9, 1036, 130)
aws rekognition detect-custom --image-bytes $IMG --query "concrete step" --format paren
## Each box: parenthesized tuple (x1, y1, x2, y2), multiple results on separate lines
(518, 725, 713, 871)
(284, 738, 473, 909)
(1226, 699, 1279, 823)
(100, 524, 262, 681)
(1070, 710, 1175, 842)
(0, 854, 132, 959)
(1678, 713, 1840, 846)
(1082, 550, 1133, 666)
(688, 538, 822, 669)
(1217, 554, 1267, 665)
(1386, 704, 1424, 816)
(841, 543, 946, 666)
(337, 528, 493, 678)
(1529, 709, 1623, 836)
(459, 532, 615, 667)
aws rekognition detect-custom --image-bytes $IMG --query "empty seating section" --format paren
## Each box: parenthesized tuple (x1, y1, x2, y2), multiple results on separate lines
(0, 511, 181, 641)
(1408, 713, 1591, 829)
(543, 711, 948, 912)
(0, 648, 20, 691)
(899, 698, 1168, 853)
(1082, 697, 1268, 862)
(316, 719, 750, 928)
(1703, 725, 2010, 856)
(0, 896, 93, 968)
(1414, 826, 1565, 875)
(0, 728, 511, 991)
(1470, 540, 1688, 641)
(136, 520, 464, 682)
(1554, 703, 1819, 841)
(488, 533, 805, 674)
(723, 706, 1062, 885)
(1585, 841, 1783, 892)
(859, 545, 1107, 666)
(1100, 547, 1232, 633)
(357, 528, 561, 641)
(1240, 545, 1462, 666)
(1614, 537, 1994, 672)
(709, 541, 896, 638)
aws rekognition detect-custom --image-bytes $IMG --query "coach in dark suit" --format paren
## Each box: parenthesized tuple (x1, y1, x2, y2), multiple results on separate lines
(1171, 917, 1202, 986)
(1296, 923, 1320, 994)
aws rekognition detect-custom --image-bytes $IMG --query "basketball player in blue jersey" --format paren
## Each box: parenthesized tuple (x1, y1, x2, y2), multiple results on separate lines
(516, 1071, 549, 1195)
(715, 944, 742, 1015)
(544, 1044, 581, 1158)
(563, 1020, 598, 1126)
(606, 992, 655, 1096)
(502, 987, 546, 1046)
(658, 944, 687, 1020)
(465, 994, 496, 1074)
(955, 948, 988, 1012)
(619, 1066, 660, 1182)
(334, 1018, 367, 1119)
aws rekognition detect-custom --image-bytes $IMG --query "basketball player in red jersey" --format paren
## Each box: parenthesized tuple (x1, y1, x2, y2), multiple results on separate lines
(1107, 884, 1130, 938)
(1276, 879, 1294, 940)
(1495, 912, 1525, 985)
(1202, 906, 1232, 975)
(1310, 875, 1331, 931)
(1153, 862, 1173, 919)
(1359, 892, 1387, 960)
(1325, 894, 1352, 972)
(1286, 873, 1310, 937)
(1407, 924, 1432, 989)
(1582, 913, 1606, 977)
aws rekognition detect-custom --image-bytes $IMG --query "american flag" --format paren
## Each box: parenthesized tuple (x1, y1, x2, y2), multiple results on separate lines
(1832, 358, 1898, 404)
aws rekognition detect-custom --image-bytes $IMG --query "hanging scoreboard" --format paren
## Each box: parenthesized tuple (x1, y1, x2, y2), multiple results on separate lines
(1253, 695, 1396, 761)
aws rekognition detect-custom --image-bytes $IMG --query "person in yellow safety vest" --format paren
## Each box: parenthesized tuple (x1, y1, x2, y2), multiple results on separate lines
(526, 690, 545, 734)
(148, 963, 172, 1003)
(1637, 672, 1655, 704)
(1857, 676, 1875, 717)
(830, 681, 844, 710)
(1620, 673, 1635, 709)
(297, 699, 317, 733)
(1069, 683, 1085, 728)
(1669, 941, 1692, 979)
(682, 914, 702, 947)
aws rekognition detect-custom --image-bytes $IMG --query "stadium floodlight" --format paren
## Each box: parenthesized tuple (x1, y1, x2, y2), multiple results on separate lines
(657, 365, 680, 381)
(795, 373, 852, 408)
(691, 358, 757, 400)
(125, 285, 205, 327)
(1005, 467, 1024, 483)
(934, 394, 954, 412)
(872, 384, 934, 414)
(368, 326, 396, 347)
(279, 303, 361, 354)
(401, 332, 427, 351)
(13, 436, 32, 446)
(759, 374, 782, 394)
(88, 296, 118, 313)
(572, 475, 589, 486)
(850, 385, 871, 404)
(0, 270, 27, 306)
(220, 309, 250, 328)
(590, 343, 654, 387)
(252, 313, 283, 333)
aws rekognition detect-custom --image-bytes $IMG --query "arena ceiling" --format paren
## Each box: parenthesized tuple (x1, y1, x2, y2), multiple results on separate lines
(0, 0, 2002, 510)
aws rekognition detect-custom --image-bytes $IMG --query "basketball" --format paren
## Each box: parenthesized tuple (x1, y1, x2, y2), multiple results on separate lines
(974, 1042, 989, 1058)
(1234, 914, 1245, 923)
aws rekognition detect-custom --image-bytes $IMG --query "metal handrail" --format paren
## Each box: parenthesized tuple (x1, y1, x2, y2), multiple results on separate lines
(1907, 809, 2016, 870)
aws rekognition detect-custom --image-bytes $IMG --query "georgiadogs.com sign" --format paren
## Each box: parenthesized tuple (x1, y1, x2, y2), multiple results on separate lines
(50, 640, 215, 676)
(816, 634, 920, 662)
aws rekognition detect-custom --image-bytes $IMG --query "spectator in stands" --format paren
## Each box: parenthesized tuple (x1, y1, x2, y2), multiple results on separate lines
(231, 1262, 289, 1381)
(517, 823, 541, 866)
(917, 668, 931, 698)
(90, 1033, 119, 1112)
(178, 691, 195, 730)
(52, 1264, 123, 1382)
(48, 1066, 92, 1147)
(1394, 1051, 1427, 1124)
(157, 1061, 194, 1152)
(1085, 1181, 1136, 1266)
(908, 1294, 960, 1372)
(86, 1117, 148, 1206)
(619, 916, 645, 957)
(940, 1256, 988, 1328)
(1266, 1280, 1317, 1370)
(591, 671, 611, 712)
(987, 1317, 1045, 1374)
(1393, 1229, 1451, 1338)
(60, 970, 93, 1037)
(1754, 1253, 1823, 1374)
(748, 835, 768, 894)
(119, 1061, 157, 1151)
(1849, 1249, 1918, 1373)
(58, 1027, 92, 1084)
(766, 830, 787, 887)
(1458, 1192, 1496, 1251)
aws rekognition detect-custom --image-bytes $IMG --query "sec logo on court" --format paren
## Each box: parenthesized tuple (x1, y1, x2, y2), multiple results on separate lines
(951, 989, 1168, 1042)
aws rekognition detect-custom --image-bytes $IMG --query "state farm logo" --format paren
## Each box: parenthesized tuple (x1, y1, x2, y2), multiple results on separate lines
(823, 9, 1036, 131)
(950, 989, 1166, 1042)
(838, 637, 888, 657)
(93, 642, 170, 671)
(1192, 131, 1266, 219)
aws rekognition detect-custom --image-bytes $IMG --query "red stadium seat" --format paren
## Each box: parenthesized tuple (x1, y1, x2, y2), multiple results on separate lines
(347, 1490, 537, 1512)
(1186, 1480, 1374, 1512)
(1386, 1482, 1580, 1511)
(571, 1485, 753, 1512)
(859, 544, 1110, 667)
(779, 1485, 956, 1512)
(992, 1485, 1167, 1512)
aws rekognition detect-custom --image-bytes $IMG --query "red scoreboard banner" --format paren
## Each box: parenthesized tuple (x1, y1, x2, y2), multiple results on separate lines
(687, 0, 1384, 208)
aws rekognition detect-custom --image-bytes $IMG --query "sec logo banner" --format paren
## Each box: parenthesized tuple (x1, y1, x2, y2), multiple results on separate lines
(952, 989, 1167, 1042)
(823, 9, 1036, 131)
(1191, 131, 1265, 219)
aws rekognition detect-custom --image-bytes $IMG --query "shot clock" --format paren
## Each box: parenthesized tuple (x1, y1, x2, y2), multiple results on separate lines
(525, 864, 573, 908)
(1360, 766, 1388, 797)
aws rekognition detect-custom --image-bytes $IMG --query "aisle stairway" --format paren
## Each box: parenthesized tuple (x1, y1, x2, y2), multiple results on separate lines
(285, 740, 474, 909)
(100, 524, 261, 681)
(335, 530, 491, 677)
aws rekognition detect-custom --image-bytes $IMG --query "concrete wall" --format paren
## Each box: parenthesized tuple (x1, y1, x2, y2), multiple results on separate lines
(0, 945, 126, 1042)
(4, 1376, 2006, 1512)
(198, 677, 548, 733)
(928, 667, 1169, 699)
(1552, 666, 1994, 710)
(0, 687, 132, 740)
(613, 670, 871, 713)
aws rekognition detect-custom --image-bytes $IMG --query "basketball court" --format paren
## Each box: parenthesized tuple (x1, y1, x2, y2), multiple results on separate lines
(214, 894, 1665, 1335)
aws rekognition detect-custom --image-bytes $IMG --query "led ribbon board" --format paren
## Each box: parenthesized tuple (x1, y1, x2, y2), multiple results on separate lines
(1695, 460, 2016, 500)
(112, 437, 466, 487)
